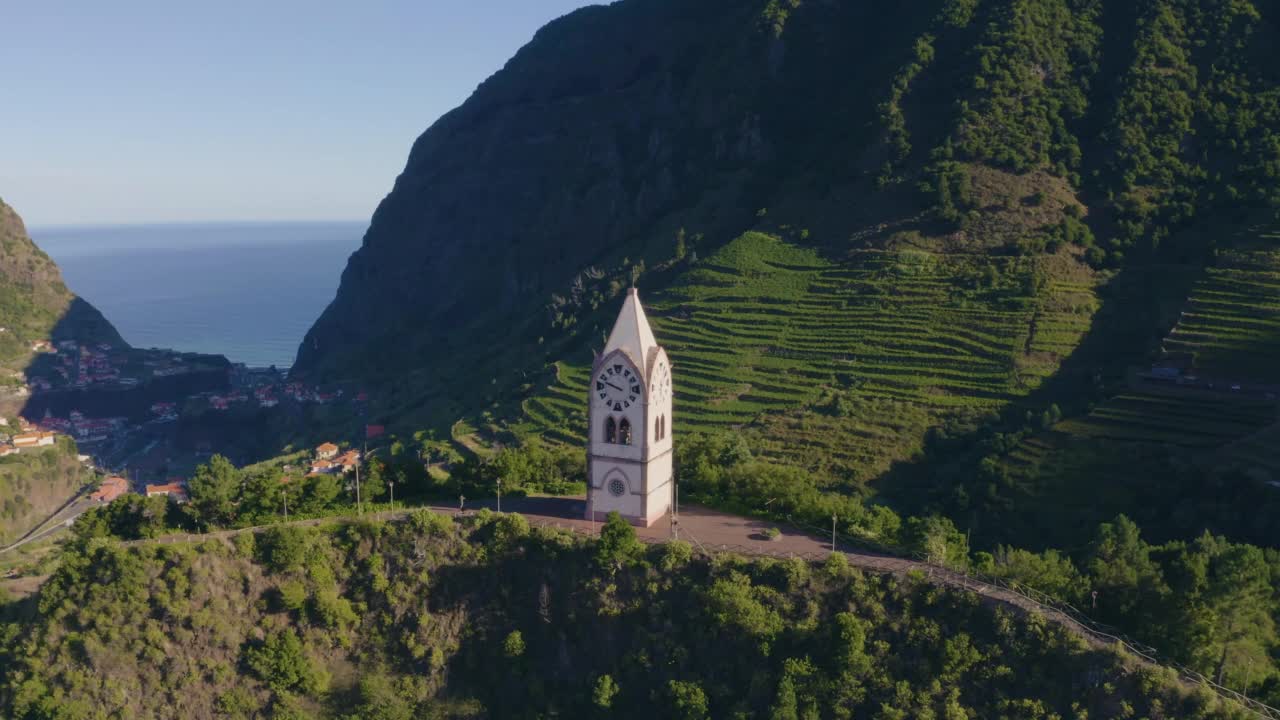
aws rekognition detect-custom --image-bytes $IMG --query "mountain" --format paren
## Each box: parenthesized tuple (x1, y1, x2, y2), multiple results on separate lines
(296, 0, 1280, 552)
(0, 512, 1255, 718)
(0, 198, 126, 379)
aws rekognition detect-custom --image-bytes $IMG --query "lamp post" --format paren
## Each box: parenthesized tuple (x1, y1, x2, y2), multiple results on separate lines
(281, 489, 288, 521)
(389, 479, 395, 508)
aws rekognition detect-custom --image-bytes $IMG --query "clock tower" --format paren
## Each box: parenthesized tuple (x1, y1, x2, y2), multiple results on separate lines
(586, 288, 673, 527)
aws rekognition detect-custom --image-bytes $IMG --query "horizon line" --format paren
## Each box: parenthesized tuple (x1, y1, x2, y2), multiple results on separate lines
(29, 217, 369, 232)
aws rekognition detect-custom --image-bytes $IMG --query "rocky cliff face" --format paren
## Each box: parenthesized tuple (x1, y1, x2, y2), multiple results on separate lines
(293, 0, 923, 385)
(0, 199, 125, 371)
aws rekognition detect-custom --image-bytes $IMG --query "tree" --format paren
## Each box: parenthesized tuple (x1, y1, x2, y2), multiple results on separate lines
(245, 629, 326, 694)
(593, 674, 619, 709)
(260, 526, 313, 574)
(905, 515, 969, 568)
(596, 512, 643, 569)
(240, 467, 284, 521)
(666, 680, 709, 720)
(187, 454, 242, 527)
(675, 228, 688, 261)
(1195, 537, 1277, 686)
(301, 472, 342, 513)
(350, 672, 414, 720)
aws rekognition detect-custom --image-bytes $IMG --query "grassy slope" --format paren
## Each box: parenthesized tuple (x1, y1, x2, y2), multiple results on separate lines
(0, 439, 89, 547)
(0, 513, 1253, 719)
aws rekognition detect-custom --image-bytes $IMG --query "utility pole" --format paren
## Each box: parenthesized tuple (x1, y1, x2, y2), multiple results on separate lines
(832, 514, 837, 553)
(389, 479, 395, 508)
(355, 459, 363, 516)
(496, 478, 501, 513)
(282, 489, 288, 521)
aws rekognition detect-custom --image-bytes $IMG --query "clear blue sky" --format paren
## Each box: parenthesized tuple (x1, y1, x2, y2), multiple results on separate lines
(1, 1, 595, 227)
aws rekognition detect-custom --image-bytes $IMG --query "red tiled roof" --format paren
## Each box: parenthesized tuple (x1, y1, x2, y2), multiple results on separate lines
(90, 476, 129, 503)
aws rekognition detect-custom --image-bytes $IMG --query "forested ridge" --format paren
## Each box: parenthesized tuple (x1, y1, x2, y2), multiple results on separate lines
(0, 511, 1265, 719)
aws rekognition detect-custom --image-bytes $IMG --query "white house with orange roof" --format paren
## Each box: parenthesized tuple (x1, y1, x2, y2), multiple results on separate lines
(13, 431, 57, 449)
(146, 479, 188, 503)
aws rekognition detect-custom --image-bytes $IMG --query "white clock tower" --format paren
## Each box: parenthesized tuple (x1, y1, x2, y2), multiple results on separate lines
(586, 288, 673, 527)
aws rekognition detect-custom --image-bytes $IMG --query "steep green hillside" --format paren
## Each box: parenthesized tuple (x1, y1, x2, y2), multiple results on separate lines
(0, 512, 1260, 719)
(0, 198, 125, 378)
(0, 438, 89, 547)
(294, 0, 1280, 551)
(918, 238, 1280, 551)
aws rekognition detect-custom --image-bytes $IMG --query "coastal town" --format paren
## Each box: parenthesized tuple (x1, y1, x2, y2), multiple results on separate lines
(1, 338, 373, 498)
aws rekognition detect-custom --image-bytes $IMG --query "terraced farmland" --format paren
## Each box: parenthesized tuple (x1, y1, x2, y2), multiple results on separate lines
(1162, 246, 1280, 381)
(516, 232, 1099, 483)
(1222, 422, 1280, 481)
(1007, 390, 1278, 468)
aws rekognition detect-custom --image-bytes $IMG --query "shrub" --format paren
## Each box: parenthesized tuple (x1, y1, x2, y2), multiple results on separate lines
(259, 526, 313, 574)
(409, 509, 452, 537)
(503, 630, 525, 658)
(244, 629, 327, 694)
(278, 580, 307, 612)
(310, 588, 358, 629)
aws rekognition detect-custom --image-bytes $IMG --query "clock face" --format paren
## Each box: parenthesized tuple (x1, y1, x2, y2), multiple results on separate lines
(596, 363, 641, 412)
(654, 363, 671, 403)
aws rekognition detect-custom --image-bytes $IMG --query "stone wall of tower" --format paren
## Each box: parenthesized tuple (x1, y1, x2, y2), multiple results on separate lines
(586, 460, 645, 520)
(586, 289, 672, 528)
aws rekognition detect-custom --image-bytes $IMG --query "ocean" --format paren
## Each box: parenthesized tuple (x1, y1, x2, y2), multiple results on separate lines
(31, 221, 364, 369)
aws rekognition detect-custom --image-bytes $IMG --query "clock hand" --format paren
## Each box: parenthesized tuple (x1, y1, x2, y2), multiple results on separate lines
(606, 381, 624, 391)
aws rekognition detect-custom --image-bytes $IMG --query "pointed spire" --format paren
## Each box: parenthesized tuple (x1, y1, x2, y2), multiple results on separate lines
(603, 288, 659, 375)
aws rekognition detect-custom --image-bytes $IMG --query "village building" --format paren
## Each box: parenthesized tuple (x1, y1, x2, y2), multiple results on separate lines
(586, 288, 674, 527)
(90, 476, 129, 503)
(310, 459, 338, 474)
(316, 442, 339, 460)
(0, 445, 17, 457)
(334, 449, 361, 473)
(12, 431, 57, 449)
(145, 479, 188, 503)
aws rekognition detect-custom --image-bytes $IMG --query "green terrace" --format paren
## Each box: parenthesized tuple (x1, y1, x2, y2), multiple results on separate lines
(1163, 247, 1280, 382)
(1006, 391, 1279, 471)
(517, 232, 1099, 485)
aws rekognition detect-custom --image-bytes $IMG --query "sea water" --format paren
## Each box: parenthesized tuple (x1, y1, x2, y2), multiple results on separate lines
(32, 221, 363, 369)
